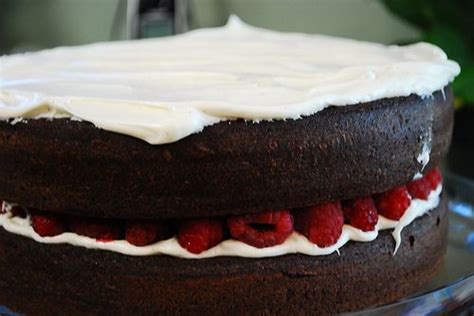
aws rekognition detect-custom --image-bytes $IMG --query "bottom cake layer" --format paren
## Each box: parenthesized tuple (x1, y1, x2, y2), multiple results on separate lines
(0, 195, 448, 315)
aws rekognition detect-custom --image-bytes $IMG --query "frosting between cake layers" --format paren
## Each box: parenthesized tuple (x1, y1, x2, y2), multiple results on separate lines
(0, 185, 441, 259)
(0, 16, 460, 145)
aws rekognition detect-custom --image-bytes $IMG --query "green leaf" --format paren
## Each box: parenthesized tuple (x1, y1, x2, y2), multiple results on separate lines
(452, 65, 474, 105)
(381, 0, 437, 30)
(382, 0, 474, 106)
(423, 24, 470, 65)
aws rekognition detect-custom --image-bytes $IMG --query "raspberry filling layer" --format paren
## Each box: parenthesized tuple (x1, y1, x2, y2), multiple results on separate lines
(0, 169, 442, 258)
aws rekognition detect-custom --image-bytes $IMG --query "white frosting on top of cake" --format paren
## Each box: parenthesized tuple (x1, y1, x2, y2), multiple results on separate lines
(0, 16, 460, 144)
(0, 185, 441, 259)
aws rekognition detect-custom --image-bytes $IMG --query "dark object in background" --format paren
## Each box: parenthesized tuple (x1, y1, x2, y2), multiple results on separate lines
(139, 0, 173, 12)
(131, 0, 175, 38)
(448, 107, 474, 179)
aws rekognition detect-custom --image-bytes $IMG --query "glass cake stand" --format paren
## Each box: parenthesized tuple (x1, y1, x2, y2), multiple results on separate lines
(1, 172, 473, 316)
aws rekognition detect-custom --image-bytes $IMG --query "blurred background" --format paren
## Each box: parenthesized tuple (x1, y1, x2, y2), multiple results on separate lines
(0, 0, 422, 53)
(0, 0, 473, 311)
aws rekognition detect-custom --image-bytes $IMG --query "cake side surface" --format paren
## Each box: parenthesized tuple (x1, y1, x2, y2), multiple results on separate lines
(0, 88, 453, 219)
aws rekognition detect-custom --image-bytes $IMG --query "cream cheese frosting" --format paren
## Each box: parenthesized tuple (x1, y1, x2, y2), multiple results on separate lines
(0, 185, 441, 259)
(0, 16, 460, 145)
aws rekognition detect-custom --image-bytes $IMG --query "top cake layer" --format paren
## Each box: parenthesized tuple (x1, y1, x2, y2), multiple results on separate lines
(0, 16, 459, 144)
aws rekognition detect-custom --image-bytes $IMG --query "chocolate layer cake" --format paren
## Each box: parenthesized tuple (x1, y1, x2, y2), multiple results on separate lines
(0, 16, 460, 315)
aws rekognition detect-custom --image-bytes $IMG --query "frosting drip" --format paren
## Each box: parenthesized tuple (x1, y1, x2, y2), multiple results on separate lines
(0, 185, 441, 259)
(0, 16, 460, 144)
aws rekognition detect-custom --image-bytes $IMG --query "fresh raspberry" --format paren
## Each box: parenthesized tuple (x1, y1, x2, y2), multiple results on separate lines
(342, 197, 378, 231)
(407, 177, 431, 200)
(375, 186, 411, 220)
(425, 168, 442, 190)
(178, 219, 223, 254)
(294, 202, 343, 247)
(69, 217, 122, 242)
(227, 210, 293, 248)
(31, 213, 66, 237)
(125, 220, 171, 246)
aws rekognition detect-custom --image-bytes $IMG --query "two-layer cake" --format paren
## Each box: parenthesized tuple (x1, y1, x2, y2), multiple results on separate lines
(0, 17, 460, 315)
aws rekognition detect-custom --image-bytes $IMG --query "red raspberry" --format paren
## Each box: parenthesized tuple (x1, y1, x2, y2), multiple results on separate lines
(31, 213, 66, 237)
(407, 177, 431, 200)
(342, 197, 378, 231)
(294, 202, 343, 248)
(178, 219, 223, 254)
(425, 168, 442, 190)
(375, 186, 411, 220)
(125, 220, 171, 246)
(69, 217, 122, 242)
(227, 210, 293, 248)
